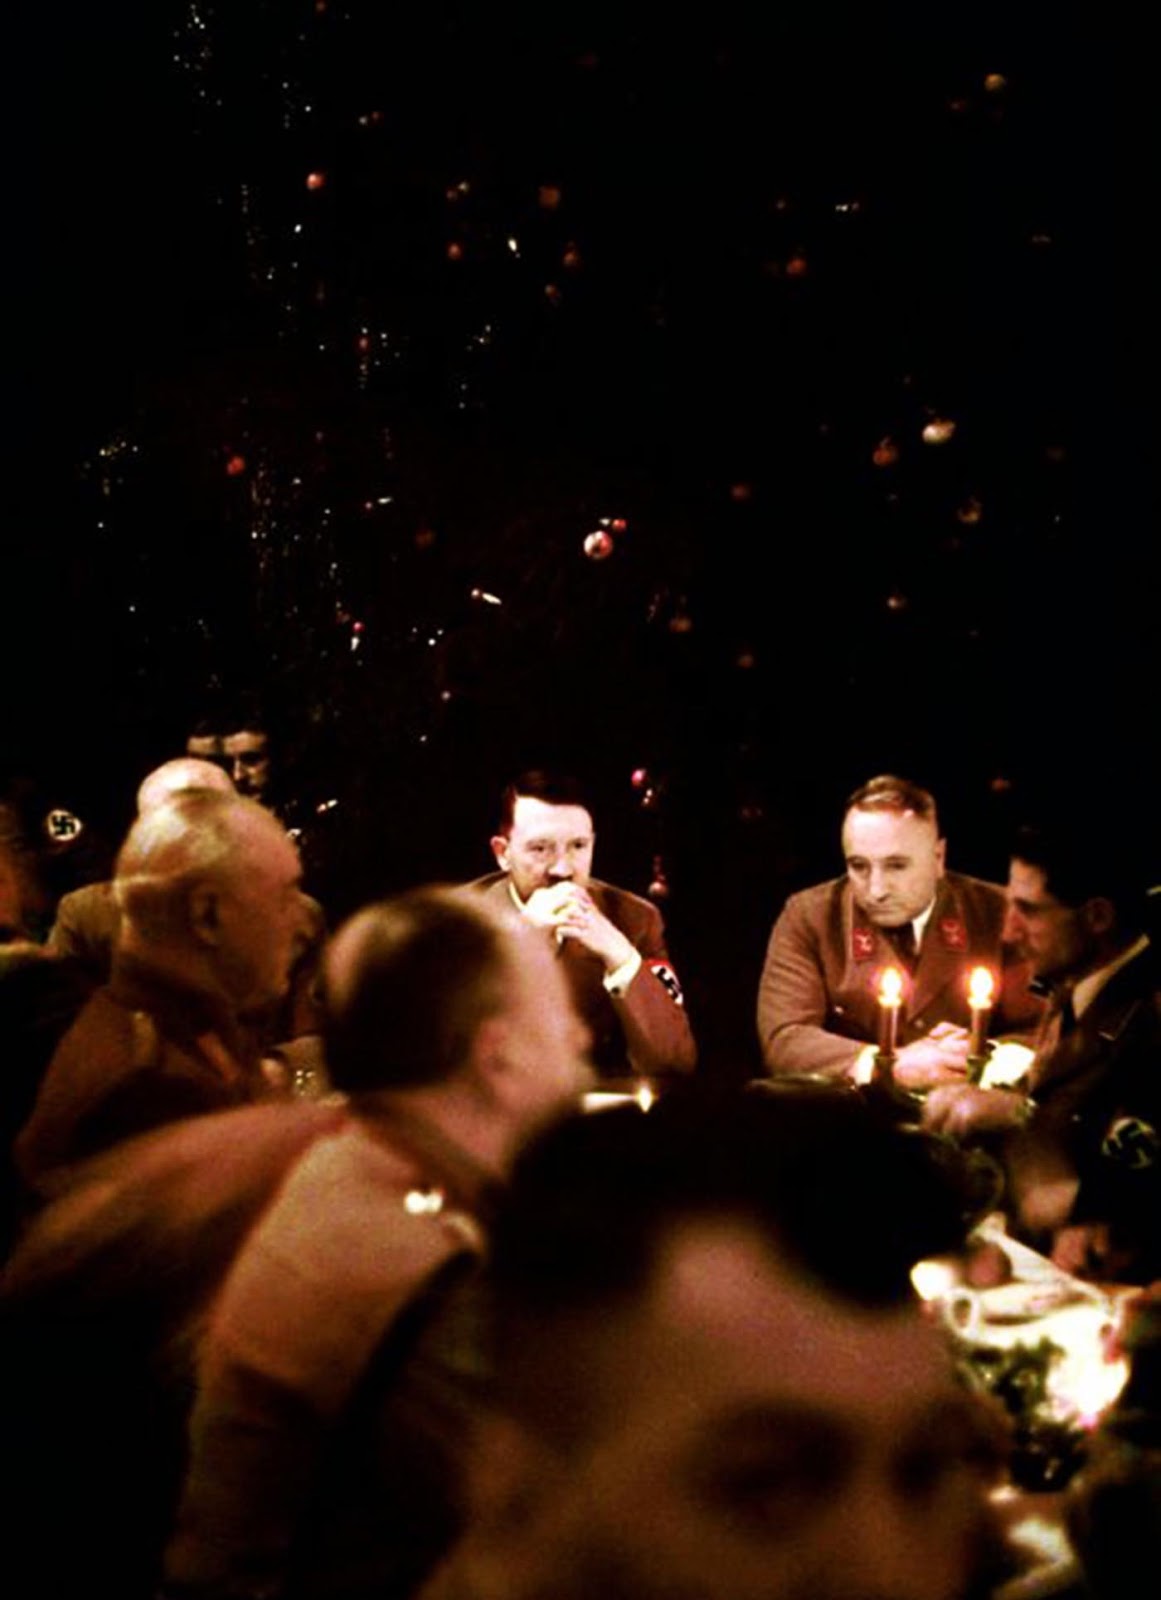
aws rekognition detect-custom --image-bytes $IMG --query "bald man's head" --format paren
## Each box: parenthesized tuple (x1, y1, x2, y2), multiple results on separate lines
(322, 888, 514, 1093)
(322, 888, 590, 1127)
(136, 758, 235, 817)
(115, 792, 304, 1010)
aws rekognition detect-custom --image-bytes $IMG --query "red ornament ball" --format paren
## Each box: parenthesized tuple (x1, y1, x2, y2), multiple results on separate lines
(584, 529, 614, 561)
(872, 438, 899, 468)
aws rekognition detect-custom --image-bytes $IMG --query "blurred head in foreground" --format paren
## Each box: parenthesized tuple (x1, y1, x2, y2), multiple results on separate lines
(427, 1082, 1000, 1600)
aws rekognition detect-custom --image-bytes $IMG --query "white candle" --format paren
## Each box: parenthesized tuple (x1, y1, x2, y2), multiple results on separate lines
(877, 967, 903, 1057)
(968, 966, 995, 1059)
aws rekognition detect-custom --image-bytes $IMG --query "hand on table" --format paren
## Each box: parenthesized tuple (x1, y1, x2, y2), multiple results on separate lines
(522, 883, 636, 972)
(923, 1084, 1030, 1138)
(891, 1024, 972, 1091)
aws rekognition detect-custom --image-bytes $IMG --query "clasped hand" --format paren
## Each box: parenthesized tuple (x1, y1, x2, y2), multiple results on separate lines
(522, 883, 635, 971)
(891, 1022, 973, 1090)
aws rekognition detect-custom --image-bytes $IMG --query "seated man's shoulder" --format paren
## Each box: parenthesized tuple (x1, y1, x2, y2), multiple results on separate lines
(52, 879, 117, 930)
(773, 876, 846, 927)
(234, 1122, 482, 1299)
(463, 873, 518, 919)
(60, 879, 115, 908)
(589, 877, 662, 929)
(466, 872, 508, 897)
(50, 979, 129, 1054)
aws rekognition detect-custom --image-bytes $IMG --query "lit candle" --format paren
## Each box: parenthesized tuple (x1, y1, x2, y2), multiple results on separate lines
(968, 966, 995, 1061)
(635, 1080, 655, 1113)
(877, 967, 904, 1058)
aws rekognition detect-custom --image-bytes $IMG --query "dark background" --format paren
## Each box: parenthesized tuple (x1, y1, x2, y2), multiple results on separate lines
(4, 3, 1149, 1072)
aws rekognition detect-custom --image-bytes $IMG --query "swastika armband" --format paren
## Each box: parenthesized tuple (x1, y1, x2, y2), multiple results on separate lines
(1101, 1117, 1160, 1171)
(649, 962, 684, 1006)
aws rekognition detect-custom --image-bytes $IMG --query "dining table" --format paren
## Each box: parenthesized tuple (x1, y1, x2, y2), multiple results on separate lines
(914, 1213, 1143, 1598)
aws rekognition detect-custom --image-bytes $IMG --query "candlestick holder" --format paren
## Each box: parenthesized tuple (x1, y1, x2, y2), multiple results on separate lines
(863, 1048, 923, 1123)
(965, 1042, 994, 1087)
(872, 1049, 898, 1087)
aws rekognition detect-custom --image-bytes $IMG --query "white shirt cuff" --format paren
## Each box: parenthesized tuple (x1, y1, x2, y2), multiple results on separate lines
(603, 949, 643, 996)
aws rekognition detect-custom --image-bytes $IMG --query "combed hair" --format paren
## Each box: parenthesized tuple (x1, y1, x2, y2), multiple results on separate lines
(1012, 816, 1152, 930)
(322, 887, 513, 1093)
(113, 790, 261, 941)
(845, 773, 938, 829)
(497, 770, 592, 835)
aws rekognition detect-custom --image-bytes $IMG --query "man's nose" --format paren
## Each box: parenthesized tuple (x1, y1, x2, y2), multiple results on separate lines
(868, 866, 890, 899)
(823, 1482, 964, 1600)
(547, 858, 573, 879)
(1002, 903, 1022, 943)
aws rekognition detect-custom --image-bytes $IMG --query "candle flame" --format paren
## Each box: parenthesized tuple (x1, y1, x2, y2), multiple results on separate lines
(968, 966, 995, 1008)
(879, 967, 904, 1006)
(911, 1259, 958, 1301)
(635, 1082, 656, 1112)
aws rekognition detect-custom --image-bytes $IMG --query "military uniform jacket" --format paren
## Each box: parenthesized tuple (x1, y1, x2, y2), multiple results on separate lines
(472, 874, 695, 1080)
(757, 871, 1041, 1077)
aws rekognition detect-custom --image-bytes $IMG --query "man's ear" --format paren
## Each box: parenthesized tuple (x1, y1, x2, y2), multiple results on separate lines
(468, 1013, 513, 1101)
(1082, 896, 1117, 937)
(188, 884, 223, 947)
(935, 836, 947, 875)
(491, 833, 512, 872)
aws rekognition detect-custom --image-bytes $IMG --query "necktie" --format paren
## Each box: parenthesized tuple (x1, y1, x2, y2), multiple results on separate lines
(889, 922, 918, 972)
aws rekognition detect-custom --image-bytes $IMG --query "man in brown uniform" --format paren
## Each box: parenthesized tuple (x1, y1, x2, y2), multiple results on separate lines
(758, 775, 1039, 1091)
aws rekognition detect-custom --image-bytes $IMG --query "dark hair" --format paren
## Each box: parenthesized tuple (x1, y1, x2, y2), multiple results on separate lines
(485, 1082, 974, 1436)
(1011, 817, 1151, 931)
(845, 774, 939, 829)
(497, 770, 592, 836)
(322, 887, 512, 1092)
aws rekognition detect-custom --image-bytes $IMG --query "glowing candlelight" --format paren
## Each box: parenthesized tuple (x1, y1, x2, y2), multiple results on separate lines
(635, 1080, 656, 1113)
(1049, 1345, 1130, 1429)
(877, 966, 904, 1058)
(911, 1259, 959, 1302)
(968, 966, 995, 1060)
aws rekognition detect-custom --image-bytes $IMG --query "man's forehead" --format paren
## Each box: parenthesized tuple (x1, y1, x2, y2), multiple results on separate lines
(511, 796, 594, 837)
(1008, 858, 1056, 901)
(631, 1218, 948, 1407)
(223, 729, 269, 754)
(842, 806, 936, 852)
